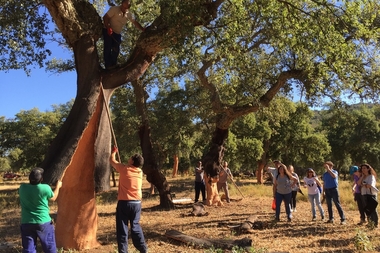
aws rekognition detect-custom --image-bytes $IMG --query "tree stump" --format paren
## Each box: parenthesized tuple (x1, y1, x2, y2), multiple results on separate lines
(165, 229, 252, 250)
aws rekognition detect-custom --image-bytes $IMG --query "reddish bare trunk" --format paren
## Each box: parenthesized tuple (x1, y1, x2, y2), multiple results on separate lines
(172, 154, 179, 178)
(256, 162, 265, 184)
(204, 174, 222, 206)
(55, 94, 103, 249)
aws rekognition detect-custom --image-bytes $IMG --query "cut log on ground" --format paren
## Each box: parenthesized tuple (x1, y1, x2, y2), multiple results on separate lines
(172, 198, 193, 204)
(220, 194, 243, 202)
(218, 215, 272, 234)
(190, 202, 209, 216)
(165, 229, 252, 250)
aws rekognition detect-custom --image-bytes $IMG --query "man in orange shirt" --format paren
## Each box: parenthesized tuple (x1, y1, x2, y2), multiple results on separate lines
(110, 146, 148, 253)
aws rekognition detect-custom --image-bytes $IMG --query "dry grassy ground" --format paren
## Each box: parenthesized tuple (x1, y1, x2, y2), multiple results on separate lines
(1, 176, 380, 253)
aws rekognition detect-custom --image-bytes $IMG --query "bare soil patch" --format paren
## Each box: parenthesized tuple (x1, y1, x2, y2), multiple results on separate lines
(1, 177, 380, 253)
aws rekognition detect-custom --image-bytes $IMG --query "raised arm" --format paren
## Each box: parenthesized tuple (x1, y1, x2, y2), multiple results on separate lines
(50, 180, 62, 201)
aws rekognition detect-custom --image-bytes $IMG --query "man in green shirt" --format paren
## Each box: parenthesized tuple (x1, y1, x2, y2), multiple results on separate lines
(19, 168, 62, 253)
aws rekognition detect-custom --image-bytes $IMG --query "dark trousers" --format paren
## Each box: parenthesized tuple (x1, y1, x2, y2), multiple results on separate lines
(325, 187, 346, 221)
(194, 181, 206, 202)
(354, 192, 366, 221)
(363, 194, 379, 226)
(103, 28, 122, 68)
(291, 190, 298, 209)
(20, 221, 57, 253)
(116, 200, 148, 253)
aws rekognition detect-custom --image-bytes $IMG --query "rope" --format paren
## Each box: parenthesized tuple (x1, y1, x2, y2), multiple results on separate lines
(100, 80, 121, 163)
(220, 165, 245, 198)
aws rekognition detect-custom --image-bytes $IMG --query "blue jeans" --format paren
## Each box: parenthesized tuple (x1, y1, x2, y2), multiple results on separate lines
(325, 187, 346, 221)
(308, 193, 324, 218)
(20, 221, 57, 253)
(116, 200, 148, 253)
(275, 192, 292, 220)
(194, 181, 206, 202)
(103, 28, 122, 68)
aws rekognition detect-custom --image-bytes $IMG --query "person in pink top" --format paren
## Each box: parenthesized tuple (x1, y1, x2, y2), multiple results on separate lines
(110, 146, 147, 253)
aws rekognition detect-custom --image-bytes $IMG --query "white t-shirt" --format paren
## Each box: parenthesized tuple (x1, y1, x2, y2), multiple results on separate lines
(107, 6, 134, 34)
(361, 175, 378, 196)
(304, 177, 319, 195)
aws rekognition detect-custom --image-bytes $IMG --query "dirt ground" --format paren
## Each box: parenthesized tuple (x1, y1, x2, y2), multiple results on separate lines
(1, 177, 380, 253)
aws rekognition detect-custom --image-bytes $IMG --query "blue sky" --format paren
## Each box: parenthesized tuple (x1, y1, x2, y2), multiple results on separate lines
(0, 68, 77, 119)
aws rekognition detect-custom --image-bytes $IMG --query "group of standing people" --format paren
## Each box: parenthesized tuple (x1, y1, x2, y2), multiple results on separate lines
(352, 163, 378, 227)
(269, 160, 378, 227)
(269, 160, 346, 223)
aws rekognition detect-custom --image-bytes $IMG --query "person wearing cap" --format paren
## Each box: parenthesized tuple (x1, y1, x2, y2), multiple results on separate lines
(322, 161, 346, 224)
(304, 168, 324, 221)
(19, 167, 63, 253)
(110, 146, 148, 253)
(102, 0, 145, 69)
(351, 165, 367, 225)
(357, 163, 378, 227)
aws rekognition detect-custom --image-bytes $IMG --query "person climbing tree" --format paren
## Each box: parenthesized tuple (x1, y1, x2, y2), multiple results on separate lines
(102, 0, 145, 69)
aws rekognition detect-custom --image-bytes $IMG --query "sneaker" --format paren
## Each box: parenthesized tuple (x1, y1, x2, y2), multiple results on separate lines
(312, 217, 317, 221)
(326, 219, 334, 223)
(287, 218, 292, 222)
(340, 220, 346, 225)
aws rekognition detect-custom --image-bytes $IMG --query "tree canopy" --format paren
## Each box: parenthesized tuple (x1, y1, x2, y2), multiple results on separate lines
(1, 0, 380, 249)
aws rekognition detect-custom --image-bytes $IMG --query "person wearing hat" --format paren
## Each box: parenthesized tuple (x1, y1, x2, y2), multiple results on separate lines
(322, 161, 346, 224)
(304, 168, 324, 221)
(19, 167, 63, 253)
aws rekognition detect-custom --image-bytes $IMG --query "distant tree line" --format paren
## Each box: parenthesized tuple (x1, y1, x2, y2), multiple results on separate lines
(1, 95, 379, 180)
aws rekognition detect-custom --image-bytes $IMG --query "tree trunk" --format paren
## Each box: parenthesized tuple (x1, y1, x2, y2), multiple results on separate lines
(55, 97, 102, 249)
(172, 154, 179, 178)
(256, 162, 265, 184)
(202, 127, 228, 206)
(133, 80, 174, 209)
(138, 124, 173, 209)
(40, 35, 111, 249)
(39, 0, 223, 249)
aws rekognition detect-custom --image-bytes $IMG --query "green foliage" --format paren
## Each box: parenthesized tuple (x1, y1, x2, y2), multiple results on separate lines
(0, 0, 52, 73)
(320, 103, 380, 169)
(0, 103, 72, 171)
(354, 229, 373, 251)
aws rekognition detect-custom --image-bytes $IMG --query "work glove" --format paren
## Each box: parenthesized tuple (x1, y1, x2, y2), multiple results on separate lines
(107, 27, 113, 36)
